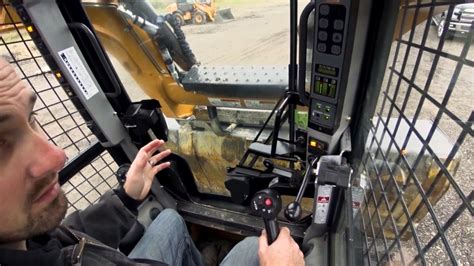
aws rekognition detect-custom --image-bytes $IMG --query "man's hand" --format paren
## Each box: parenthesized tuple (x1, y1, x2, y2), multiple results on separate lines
(258, 227, 305, 266)
(123, 139, 171, 200)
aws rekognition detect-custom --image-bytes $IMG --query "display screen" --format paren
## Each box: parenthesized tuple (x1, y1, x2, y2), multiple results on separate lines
(314, 76, 337, 98)
(316, 64, 338, 77)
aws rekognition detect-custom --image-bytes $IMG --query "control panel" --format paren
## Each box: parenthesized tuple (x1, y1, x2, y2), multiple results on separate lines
(309, 3, 347, 133)
(306, 0, 370, 155)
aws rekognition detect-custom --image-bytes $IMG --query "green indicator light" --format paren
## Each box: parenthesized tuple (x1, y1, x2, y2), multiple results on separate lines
(317, 104, 322, 109)
(324, 115, 330, 120)
(329, 84, 336, 98)
(315, 80, 321, 94)
(325, 106, 331, 112)
(322, 82, 328, 96)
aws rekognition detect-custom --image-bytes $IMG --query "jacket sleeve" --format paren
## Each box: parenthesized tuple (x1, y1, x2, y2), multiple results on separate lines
(62, 188, 142, 249)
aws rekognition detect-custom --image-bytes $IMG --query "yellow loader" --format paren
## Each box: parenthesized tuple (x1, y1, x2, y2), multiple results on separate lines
(165, 0, 234, 26)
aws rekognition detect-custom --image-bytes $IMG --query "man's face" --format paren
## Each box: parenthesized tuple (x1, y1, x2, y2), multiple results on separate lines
(0, 58, 67, 243)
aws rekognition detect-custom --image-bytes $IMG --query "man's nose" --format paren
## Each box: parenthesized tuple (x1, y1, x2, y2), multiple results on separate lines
(28, 132, 67, 179)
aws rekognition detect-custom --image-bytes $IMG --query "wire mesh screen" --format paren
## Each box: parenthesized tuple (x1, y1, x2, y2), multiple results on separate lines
(0, 2, 118, 215)
(359, 1, 473, 265)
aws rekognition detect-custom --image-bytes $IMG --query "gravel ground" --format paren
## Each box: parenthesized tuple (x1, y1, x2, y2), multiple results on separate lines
(374, 21, 473, 265)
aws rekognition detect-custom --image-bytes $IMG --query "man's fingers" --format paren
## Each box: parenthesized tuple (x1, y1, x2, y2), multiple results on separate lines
(140, 139, 164, 154)
(134, 151, 149, 169)
(259, 230, 268, 250)
(278, 227, 291, 239)
(149, 149, 171, 165)
(148, 141, 165, 156)
(153, 162, 171, 174)
(292, 241, 300, 251)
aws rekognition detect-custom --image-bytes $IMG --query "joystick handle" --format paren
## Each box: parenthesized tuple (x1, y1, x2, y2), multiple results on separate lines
(263, 217, 279, 244)
(285, 157, 319, 221)
(251, 189, 282, 245)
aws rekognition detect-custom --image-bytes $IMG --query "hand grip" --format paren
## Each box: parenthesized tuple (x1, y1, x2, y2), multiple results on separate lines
(264, 218, 280, 245)
(251, 189, 282, 245)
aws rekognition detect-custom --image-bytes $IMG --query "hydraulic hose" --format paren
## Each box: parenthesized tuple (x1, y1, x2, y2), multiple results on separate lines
(121, 0, 198, 70)
(165, 13, 198, 67)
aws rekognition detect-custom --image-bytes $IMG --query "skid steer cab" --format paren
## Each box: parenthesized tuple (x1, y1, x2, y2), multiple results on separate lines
(1, 0, 472, 265)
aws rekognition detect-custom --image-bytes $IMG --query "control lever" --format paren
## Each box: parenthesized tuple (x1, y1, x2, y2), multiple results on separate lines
(251, 189, 282, 245)
(284, 157, 319, 221)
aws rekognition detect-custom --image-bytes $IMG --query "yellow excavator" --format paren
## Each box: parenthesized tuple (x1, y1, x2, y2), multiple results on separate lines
(165, 0, 234, 26)
(1, 0, 471, 265)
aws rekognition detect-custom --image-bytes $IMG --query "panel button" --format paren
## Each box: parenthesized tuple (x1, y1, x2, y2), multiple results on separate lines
(334, 19, 344, 30)
(264, 198, 272, 207)
(318, 43, 327, 52)
(319, 18, 329, 29)
(331, 45, 341, 55)
(318, 31, 328, 41)
(319, 4, 330, 16)
(332, 33, 342, 43)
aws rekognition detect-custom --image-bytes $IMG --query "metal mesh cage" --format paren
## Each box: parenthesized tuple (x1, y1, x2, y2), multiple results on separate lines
(359, 1, 473, 265)
(0, 2, 118, 215)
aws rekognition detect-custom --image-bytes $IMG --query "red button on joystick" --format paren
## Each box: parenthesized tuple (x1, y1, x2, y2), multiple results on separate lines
(264, 198, 272, 207)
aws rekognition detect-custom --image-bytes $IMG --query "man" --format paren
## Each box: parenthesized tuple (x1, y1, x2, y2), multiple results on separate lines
(0, 57, 304, 265)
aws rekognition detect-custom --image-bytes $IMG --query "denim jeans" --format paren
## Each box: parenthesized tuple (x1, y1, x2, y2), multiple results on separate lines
(219, 237, 259, 266)
(128, 208, 260, 266)
(128, 209, 203, 266)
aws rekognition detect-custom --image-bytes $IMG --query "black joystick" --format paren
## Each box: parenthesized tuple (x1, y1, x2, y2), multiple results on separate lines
(251, 189, 282, 245)
(284, 201, 302, 221)
(284, 157, 319, 221)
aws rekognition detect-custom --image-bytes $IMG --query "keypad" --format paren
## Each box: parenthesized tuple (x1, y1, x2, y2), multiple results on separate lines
(334, 20, 344, 30)
(332, 33, 342, 43)
(318, 31, 328, 41)
(319, 18, 328, 29)
(317, 43, 327, 52)
(316, 4, 346, 56)
(331, 45, 341, 55)
(320, 4, 330, 16)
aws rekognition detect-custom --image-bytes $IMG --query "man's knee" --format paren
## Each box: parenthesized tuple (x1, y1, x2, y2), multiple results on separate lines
(220, 236, 259, 266)
(149, 208, 188, 236)
(156, 208, 184, 225)
(237, 236, 259, 249)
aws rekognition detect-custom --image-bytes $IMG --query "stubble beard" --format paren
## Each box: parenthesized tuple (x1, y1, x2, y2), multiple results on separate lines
(27, 189, 68, 237)
(0, 188, 68, 244)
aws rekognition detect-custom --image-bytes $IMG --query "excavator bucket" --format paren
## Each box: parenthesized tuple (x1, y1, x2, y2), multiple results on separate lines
(214, 8, 234, 23)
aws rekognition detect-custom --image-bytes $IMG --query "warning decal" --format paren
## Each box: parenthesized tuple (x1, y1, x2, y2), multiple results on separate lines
(58, 47, 99, 100)
(351, 187, 364, 218)
(318, 196, 330, 203)
(208, 98, 241, 108)
(244, 99, 276, 109)
(314, 185, 333, 224)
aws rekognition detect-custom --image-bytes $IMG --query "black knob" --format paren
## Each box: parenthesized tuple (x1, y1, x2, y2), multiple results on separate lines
(284, 202, 302, 222)
(251, 189, 282, 245)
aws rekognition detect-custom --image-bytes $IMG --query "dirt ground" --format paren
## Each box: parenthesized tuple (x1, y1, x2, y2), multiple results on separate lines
(182, 0, 299, 66)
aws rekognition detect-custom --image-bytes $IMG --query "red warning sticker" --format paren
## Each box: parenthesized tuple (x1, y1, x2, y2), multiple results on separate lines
(317, 196, 330, 203)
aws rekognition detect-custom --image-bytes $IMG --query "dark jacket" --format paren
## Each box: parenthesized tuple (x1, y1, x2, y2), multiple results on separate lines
(0, 189, 166, 265)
